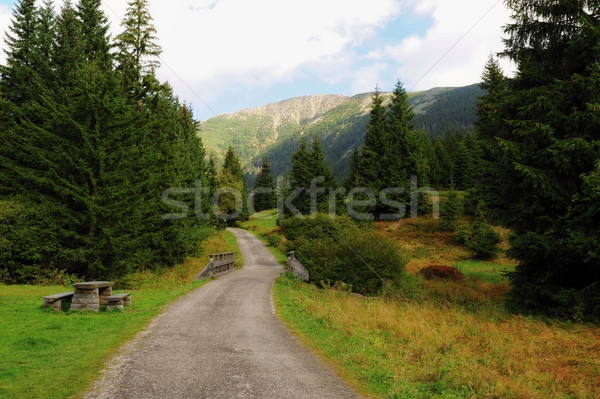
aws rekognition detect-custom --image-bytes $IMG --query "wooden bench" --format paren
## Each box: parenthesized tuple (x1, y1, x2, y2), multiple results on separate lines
(106, 293, 131, 310)
(42, 291, 74, 311)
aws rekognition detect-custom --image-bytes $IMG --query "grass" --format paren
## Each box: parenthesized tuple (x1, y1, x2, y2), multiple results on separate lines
(453, 259, 514, 284)
(224, 229, 245, 269)
(274, 276, 600, 399)
(0, 229, 236, 399)
(377, 217, 517, 276)
(267, 214, 599, 398)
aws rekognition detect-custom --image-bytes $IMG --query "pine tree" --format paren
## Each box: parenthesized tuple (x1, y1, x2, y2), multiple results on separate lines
(344, 148, 362, 190)
(253, 158, 276, 212)
(358, 88, 387, 192)
(472, 56, 508, 215)
(491, 0, 600, 318)
(386, 80, 414, 191)
(217, 146, 248, 223)
(453, 141, 474, 190)
(440, 190, 463, 231)
(288, 137, 337, 216)
(115, 0, 162, 104)
(76, 0, 112, 67)
(0, 0, 41, 105)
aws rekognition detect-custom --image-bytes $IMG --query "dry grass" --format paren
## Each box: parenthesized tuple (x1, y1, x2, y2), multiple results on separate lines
(120, 230, 238, 289)
(276, 278, 600, 399)
(377, 217, 517, 274)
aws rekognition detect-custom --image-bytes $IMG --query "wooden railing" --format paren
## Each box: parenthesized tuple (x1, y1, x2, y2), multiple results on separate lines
(286, 251, 309, 282)
(194, 252, 236, 279)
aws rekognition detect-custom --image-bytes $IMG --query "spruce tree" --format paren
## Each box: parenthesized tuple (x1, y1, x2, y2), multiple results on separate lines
(115, 0, 162, 104)
(76, 0, 112, 67)
(0, 0, 41, 105)
(344, 148, 361, 190)
(288, 137, 337, 216)
(217, 146, 248, 222)
(490, 0, 600, 318)
(386, 80, 414, 191)
(253, 158, 276, 212)
(358, 88, 387, 192)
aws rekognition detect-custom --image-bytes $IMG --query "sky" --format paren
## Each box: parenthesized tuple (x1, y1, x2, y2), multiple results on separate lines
(0, 0, 515, 121)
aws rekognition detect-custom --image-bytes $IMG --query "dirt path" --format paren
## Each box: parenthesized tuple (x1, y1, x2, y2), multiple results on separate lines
(85, 228, 360, 399)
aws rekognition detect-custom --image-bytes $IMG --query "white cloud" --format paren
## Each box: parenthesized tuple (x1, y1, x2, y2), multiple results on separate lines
(0, 0, 515, 117)
(138, 0, 401, 107)
(380, 0, 515, 90)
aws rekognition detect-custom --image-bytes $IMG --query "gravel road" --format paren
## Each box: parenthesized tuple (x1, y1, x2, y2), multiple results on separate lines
(85, 228, 361, 399)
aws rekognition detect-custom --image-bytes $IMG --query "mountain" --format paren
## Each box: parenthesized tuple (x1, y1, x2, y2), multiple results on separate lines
(198, 84, 483, 182)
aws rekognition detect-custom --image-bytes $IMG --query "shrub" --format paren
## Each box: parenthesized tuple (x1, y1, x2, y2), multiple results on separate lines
(419, 265, 464, 281)
(281, 214, 406, 294)
(456, 221, 502, 259)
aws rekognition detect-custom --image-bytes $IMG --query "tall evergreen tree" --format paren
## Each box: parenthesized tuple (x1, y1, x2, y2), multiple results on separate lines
(217, 146, 248, 223)
(386, 80, 414, 191)
(76, 0, 112, 67)
(488, 0, 600, 318)
(358, 88, 387, 190)
(288, 137, 337, 216)
(115, 0, 162, 104)
(253, 158, 276, 212)
(0, 0, 41, 104)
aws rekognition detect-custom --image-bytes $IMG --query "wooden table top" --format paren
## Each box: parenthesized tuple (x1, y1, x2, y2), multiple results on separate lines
(73, 281, 114, 289)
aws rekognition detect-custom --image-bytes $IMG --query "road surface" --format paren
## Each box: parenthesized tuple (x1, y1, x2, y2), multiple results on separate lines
(85, 228, 360, 399)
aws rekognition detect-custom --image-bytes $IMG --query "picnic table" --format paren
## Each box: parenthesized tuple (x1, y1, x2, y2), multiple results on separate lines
(70, 281, 114, 312)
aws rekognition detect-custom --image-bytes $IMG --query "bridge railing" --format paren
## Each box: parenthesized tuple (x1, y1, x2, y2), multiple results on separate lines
(286, 251, 309, 282)
(194, 252, 236, 279)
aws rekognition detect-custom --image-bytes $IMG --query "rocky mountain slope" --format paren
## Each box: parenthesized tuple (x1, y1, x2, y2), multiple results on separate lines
(198, 84, 483, 181)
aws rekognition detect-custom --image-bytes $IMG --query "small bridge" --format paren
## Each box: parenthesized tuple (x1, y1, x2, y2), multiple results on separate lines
(194, 251, 236, 279)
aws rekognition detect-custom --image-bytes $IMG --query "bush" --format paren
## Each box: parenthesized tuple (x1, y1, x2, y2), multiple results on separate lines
(281, 214, 407, 295)
(456, 221, 502, 259)
(419, 265, 464, 281)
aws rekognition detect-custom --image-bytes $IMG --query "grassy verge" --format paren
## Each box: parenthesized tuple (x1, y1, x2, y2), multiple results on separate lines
(274, 276, 600, 399)
(0, 230, 235, 399)
(224, 229, 245, 269)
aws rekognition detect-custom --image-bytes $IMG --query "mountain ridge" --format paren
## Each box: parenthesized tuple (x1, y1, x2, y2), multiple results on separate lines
(198, 84, 483, 181)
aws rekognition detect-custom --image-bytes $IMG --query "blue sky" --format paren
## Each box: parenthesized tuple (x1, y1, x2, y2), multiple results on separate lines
(0, 0, 513, 121)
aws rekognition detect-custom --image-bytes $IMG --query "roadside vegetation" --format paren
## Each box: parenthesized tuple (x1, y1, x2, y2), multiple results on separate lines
(275, 277, 599, 399)
(0, 230, 235, 399)
(251, 214, 600, 398)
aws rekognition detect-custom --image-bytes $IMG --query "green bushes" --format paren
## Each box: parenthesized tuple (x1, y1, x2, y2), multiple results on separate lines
(280, 214, 406, 294)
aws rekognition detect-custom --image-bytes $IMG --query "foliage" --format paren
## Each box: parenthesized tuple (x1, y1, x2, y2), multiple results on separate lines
(253, 158, 276, 212)
(287, 137, 338, 216)
(0, 0, 212, 282)
(439, 191, 463, 231)
(456, 221, 503, 259)
(274, 275, 600, 399)
(200, 85, 483, 182)
(280, 215, 406, 294)
(474, 0, 600, 319)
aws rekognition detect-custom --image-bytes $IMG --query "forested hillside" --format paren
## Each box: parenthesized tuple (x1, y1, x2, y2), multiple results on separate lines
(200, 85, 482, 181)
